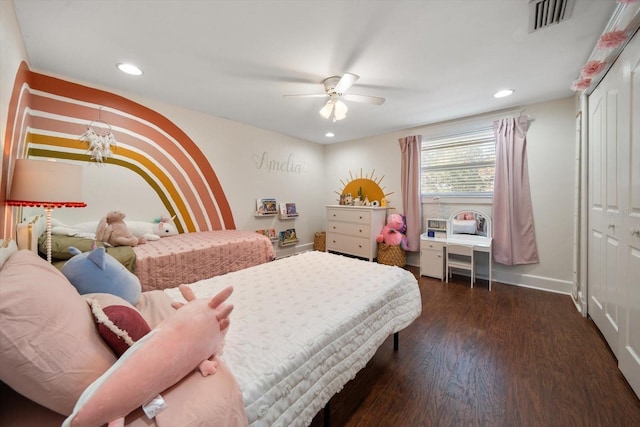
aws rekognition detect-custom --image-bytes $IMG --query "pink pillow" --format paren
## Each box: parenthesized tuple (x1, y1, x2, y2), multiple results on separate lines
(0, 250, 116, 415)
(85, 294, 151, 357)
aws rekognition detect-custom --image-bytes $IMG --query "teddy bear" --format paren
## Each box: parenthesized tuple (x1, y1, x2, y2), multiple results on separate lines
(376, 213, 408, 249)
(95, 210, 145, 247)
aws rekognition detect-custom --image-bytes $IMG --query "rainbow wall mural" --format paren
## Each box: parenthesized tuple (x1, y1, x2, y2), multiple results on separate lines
(1, 62, 235, 239)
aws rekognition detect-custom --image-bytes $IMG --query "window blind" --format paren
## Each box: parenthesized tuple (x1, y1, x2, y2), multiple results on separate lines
(421, 128, 495, 195)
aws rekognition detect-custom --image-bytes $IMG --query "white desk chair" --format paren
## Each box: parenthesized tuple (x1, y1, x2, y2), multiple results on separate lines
(446, 244, 475, 287)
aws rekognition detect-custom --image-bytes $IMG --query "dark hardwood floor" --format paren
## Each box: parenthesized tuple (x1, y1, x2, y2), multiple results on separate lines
(311, 267, 640, 427)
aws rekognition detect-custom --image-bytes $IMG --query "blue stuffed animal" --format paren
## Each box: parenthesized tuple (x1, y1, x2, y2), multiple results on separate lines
(61, 246, 141, 305)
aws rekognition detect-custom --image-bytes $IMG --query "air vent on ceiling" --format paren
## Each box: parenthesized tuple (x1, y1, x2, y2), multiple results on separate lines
(528, 0, 575, 33)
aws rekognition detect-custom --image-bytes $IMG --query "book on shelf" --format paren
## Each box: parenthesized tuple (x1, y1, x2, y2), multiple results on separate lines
(285, 202, 298, 216)
(256, 198, 277, 215)
(256, 228, 278, 241)
(278, 202, 298, 217)
(279, 228, 297, 244)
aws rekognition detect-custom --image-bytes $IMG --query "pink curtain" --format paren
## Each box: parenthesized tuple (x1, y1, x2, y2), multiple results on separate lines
(399, 135, 422, 252)
(492, 117, 539, 265)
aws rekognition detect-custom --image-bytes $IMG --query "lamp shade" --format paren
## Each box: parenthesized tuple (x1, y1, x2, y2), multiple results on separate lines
(333, 100, 348, 120)
(319, 99, 335, 119)
(7, 159, 86, 208)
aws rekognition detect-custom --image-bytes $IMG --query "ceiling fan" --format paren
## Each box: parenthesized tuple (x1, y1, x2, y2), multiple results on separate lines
(284, 73, 385, 122)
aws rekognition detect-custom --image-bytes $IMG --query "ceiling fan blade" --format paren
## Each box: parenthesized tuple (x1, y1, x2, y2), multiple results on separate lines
(334, 73, 359, 94)
(283, 94, 328, 99)
(343, 93, 385, 105)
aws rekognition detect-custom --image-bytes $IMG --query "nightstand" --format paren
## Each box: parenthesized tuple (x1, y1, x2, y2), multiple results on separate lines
(420, 234, 445, 280)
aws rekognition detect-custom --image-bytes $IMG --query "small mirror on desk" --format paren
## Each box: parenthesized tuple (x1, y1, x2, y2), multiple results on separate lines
(447, 210, 492, 241)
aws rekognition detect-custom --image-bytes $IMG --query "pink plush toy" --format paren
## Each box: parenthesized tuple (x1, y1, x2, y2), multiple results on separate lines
(63, 285, 233, 427)
(376, 213, 408, 249)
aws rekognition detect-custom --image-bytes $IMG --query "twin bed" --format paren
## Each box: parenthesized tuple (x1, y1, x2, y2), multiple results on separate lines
(19, 216, 276, 291)
(132, 230, 275, 291)
(4, 217, 422, 426)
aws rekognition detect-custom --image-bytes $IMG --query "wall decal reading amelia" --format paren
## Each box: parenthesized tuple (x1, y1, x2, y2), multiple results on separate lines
(252, 152, 307, 174)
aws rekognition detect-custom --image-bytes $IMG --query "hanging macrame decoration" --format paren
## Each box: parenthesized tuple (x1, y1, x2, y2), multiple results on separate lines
(80, 110, 117, 164)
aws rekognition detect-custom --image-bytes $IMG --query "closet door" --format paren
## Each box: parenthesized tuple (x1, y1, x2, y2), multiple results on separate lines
(588, 31, 640, 398)
(588, 71, 622, 358)
(618, 33, 640, 398)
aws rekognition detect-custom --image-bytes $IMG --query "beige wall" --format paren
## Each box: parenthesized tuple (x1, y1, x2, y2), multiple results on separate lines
(136, 95, 326, 256)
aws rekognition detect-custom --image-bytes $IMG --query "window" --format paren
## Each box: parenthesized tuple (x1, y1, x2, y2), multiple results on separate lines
(421, 128, 496, 196)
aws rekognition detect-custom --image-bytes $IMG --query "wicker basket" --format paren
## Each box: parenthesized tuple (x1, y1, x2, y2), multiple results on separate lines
(377, 243, 406, 267)
(313, 231, 326, 251)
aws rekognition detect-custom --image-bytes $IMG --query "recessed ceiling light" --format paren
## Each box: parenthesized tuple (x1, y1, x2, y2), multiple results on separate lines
(325, 132, 335, 138)
(117, 63, 143, 76)
(493, 89, 514, 98)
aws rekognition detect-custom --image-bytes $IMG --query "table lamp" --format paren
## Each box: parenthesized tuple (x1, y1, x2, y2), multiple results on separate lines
(6, 158, 86, 263)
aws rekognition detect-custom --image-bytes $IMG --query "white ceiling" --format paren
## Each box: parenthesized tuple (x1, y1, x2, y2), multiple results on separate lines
(13, 0, 615, 144)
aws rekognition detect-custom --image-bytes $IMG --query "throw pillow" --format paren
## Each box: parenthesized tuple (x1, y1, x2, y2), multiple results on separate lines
(0, 250, 116, 416)
(84, 293, 151, 357)
(61, 246, 141, 305)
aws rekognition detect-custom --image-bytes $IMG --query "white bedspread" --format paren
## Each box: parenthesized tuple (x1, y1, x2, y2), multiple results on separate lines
(164, 250, 421, 426)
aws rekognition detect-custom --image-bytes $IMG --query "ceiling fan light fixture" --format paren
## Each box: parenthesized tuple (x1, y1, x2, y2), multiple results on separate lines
(319, 100, 334, 119)
(333, 100, 348, 121)
(286, 73, 384, 122)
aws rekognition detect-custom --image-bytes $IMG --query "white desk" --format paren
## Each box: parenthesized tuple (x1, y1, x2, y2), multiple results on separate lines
(420, 232, 492, 290)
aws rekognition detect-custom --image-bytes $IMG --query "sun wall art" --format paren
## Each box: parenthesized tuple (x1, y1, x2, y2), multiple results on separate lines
(335, 168, 393, 207)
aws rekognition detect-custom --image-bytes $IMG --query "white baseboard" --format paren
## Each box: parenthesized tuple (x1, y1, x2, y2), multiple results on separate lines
(274, 242, 313, 259)
(491, 270, 572, 295)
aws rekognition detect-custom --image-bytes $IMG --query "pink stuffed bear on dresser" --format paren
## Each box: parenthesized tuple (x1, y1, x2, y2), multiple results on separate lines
(376, 213, 407, 249)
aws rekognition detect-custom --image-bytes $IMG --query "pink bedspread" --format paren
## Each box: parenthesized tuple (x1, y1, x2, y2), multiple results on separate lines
(133, 230, 275, 291)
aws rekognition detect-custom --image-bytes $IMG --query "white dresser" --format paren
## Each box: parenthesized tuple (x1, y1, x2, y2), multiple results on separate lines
(326, 205, 389, 261)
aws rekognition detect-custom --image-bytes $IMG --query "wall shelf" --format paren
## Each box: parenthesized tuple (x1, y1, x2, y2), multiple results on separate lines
(278, 214, 299, 220)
